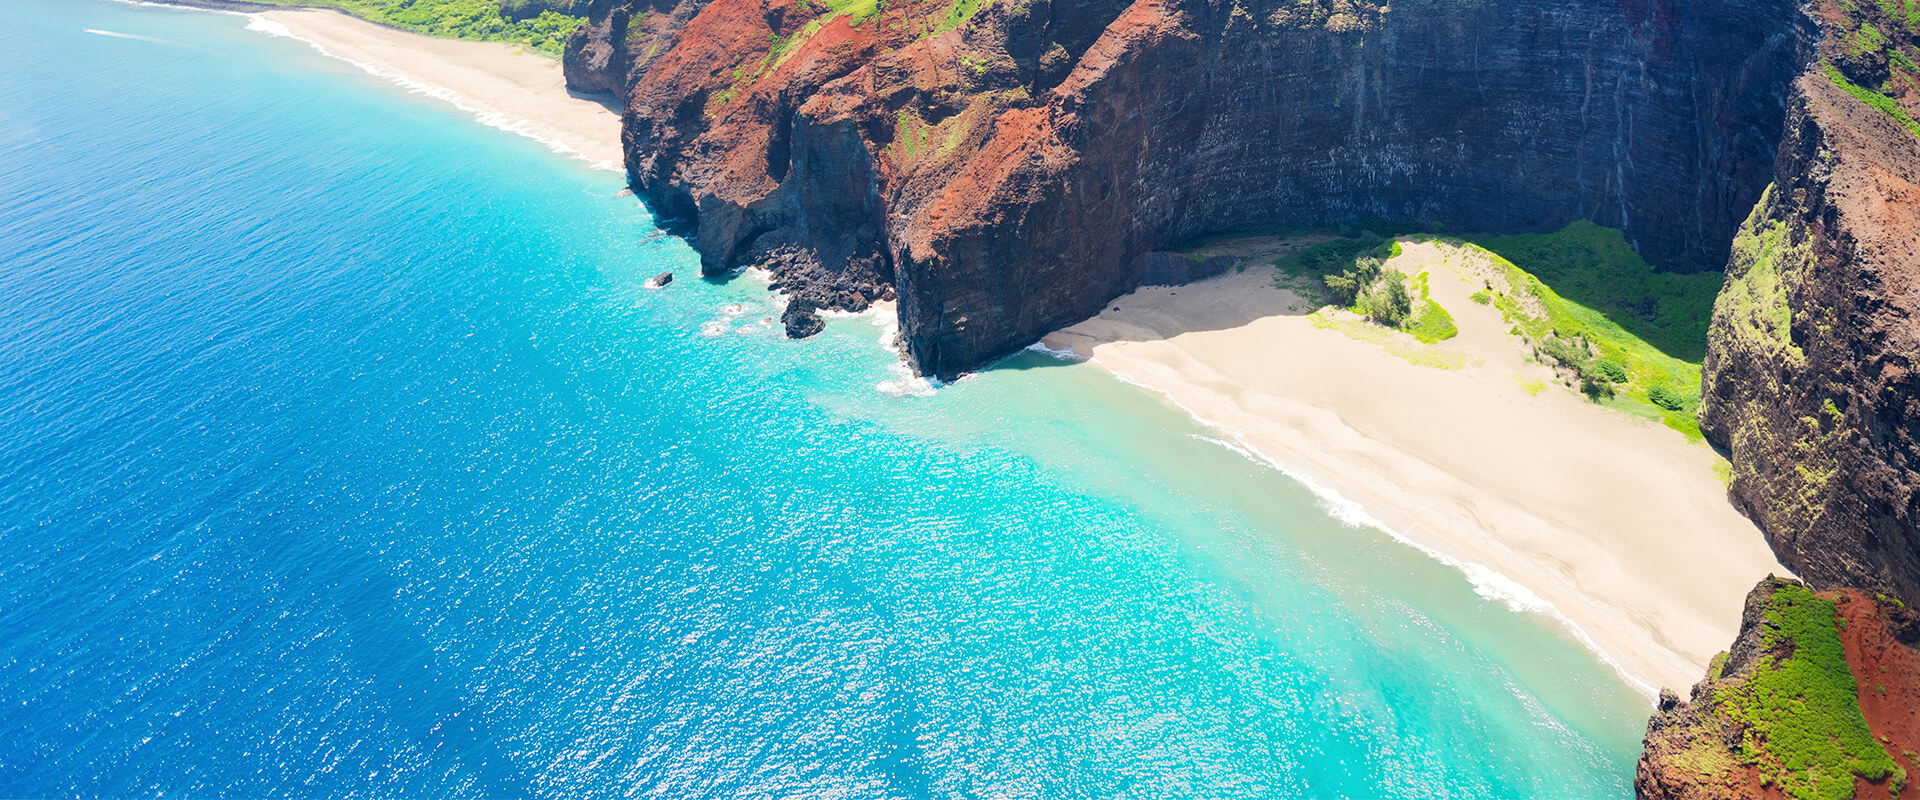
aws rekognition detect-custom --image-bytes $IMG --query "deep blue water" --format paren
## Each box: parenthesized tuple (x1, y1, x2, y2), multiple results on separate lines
(0, 2, 1650, 796)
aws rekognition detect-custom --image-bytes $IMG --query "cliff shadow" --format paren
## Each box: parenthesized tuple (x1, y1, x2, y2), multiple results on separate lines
(566, 88, 624, 116)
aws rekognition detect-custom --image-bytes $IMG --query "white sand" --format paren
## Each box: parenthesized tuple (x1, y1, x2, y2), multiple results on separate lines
(1044, 238, 1788, 696)
(251, 8, 623, 168)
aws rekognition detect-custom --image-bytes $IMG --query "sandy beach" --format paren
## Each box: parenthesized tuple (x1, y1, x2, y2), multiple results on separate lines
(1044, 238, 1787, 696)
(249, 8, 623, 168)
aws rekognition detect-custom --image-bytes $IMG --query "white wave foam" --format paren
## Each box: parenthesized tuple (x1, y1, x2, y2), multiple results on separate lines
(239, 14, 620, 172)
(1144, 374, 1657, 698)
(242, 15, 291, 37)
(1025, 340, 1085, 361)
(867, 306, 943, 398)
(84, 28, 168, 42)
(818, 306, 883, 320)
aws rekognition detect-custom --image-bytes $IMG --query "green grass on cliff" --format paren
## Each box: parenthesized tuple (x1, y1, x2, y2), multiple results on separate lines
(1712, 581, 1901, 800)
(1824, 61, 1920, 142)
(257, 0, 583, 55)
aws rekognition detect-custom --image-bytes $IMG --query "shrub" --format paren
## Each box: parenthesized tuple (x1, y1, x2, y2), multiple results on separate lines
(1649, 385, 1686, 411)
(1470, 289, 1493, 305)
(1591, 358, 1628, 383)
(1360, 268, 1413, 327)
(1537, 336, 1592, 372)
(1324, 255, 1383, 306)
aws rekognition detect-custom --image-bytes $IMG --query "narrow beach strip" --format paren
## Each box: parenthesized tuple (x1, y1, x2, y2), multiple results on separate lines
(244, 7, 623, 168)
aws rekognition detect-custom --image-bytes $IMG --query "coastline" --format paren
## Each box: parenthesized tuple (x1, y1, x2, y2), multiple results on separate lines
(233, 6, 623, 169)
(1043, 239, 1789, 696)
(163, 0, 1750, 698)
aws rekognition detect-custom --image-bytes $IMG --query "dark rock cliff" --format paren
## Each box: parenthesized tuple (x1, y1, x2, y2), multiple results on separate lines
(1699, 4, 1920, 610)
(564, 0, 1806, 377)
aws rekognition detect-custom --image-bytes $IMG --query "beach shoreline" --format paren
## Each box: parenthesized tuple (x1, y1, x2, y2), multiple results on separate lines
(190, 0, 1760, 698)
(1043, 238, 1788, 697)
(235, 6, 624, 169)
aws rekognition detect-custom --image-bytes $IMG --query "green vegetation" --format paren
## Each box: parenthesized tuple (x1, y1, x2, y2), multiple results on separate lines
(820, 0, 884, 27)
(1278, 231, 1456, 343)
(1470, 221, 1720, 362)
(1358, 268, 1413, 326)
(1267, 221, 1717, 423)
(1712, 581, 1901, 800)
(1648, 384, 1686, 411)
(1459, 223, 1711, 436)
(1407, 271, 1458, 343)
(257, 0, 584, 54)
(935, 0, 985, 33)
(1277, 235, 1384, 295)
(1307, 309, 1482, 370)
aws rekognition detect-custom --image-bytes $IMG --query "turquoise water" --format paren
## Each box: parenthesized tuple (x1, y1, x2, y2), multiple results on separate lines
(0, 1, 1649, 796)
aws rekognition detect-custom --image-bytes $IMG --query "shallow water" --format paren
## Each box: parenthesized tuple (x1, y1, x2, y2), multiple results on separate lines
(0, 1, 1648, 796)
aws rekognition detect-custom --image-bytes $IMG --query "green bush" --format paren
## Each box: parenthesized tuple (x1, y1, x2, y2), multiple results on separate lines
(1359, 268, 1413, 326)
(1591, 358, 1628, 383)
(1323, 254, 1383, 306)
(1470, 289, 1493, 305)
(1648, 385, 1687, 411)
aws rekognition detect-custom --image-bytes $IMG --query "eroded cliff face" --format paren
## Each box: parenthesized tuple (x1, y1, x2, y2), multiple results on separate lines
(565, 0, 1806, 376)
(1700, 3, 1920, 609)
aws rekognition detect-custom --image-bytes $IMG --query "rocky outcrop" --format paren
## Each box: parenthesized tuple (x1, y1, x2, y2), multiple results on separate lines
(1700, 2, 1920, 608)
(562, 0, 716, 96)
(565, 0, 1807, 377)
(1637, 578, 1918, 800)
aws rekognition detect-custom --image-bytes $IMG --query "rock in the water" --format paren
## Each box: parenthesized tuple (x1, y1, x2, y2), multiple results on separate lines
(652, 271, 672, 287)
(781, 297, 824, 339)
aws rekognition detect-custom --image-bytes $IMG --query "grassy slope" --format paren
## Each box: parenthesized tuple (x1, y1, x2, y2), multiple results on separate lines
(1469, 221, 1720, 362)
(254, 0, 585, 55)
(1716, 581, 1901, 800)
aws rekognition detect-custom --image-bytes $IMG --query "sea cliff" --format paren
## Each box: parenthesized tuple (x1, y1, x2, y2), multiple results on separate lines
(564, 0, 1807, 377)
(1700, 8, 1920, 612)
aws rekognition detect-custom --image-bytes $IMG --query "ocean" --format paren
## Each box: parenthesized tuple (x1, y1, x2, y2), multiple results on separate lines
(0, 1, 1649, 795)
